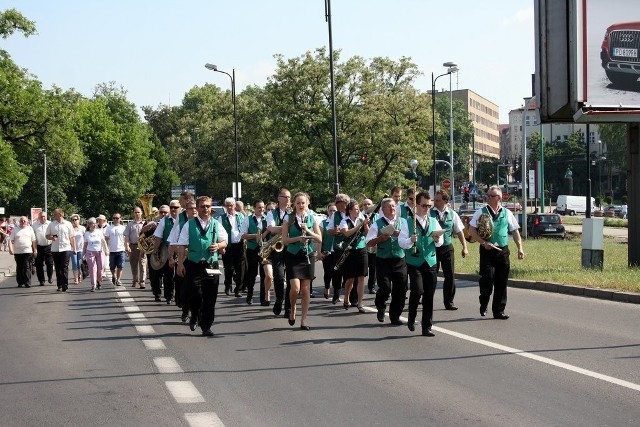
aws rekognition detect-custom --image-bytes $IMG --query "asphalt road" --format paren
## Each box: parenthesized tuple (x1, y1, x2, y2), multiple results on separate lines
(0, 265, 638, 426)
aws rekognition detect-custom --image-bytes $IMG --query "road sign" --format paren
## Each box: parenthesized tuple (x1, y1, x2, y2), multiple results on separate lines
(502, 192, 510, 201)
(442, 179, 451, 190)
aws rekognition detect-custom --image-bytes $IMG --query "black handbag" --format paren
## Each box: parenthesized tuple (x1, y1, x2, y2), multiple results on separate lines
(80, 259, 89, 279)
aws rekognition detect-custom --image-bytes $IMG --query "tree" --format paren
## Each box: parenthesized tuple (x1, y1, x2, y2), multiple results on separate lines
(0, 8, 36, 42)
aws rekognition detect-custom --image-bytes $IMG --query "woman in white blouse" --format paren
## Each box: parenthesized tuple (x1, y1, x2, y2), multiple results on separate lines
(70, 214, 86, 285)
(83, 217, 107, 291)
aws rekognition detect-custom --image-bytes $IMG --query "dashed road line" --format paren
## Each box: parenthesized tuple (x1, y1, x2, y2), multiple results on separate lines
(185, 412, 225, 427)
(142, 338, 166, 350)
(165, 381, 205, 403)
(127, 312, 146, 322)
(154, 357, 184, 373)
(135, 324, 155, 334)
(123, 305, 140, 312)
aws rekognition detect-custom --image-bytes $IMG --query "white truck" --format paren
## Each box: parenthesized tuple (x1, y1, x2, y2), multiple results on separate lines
(555, 195, 595, 216)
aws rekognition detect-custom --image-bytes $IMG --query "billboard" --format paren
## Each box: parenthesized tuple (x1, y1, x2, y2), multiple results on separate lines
(536, 0, 640, 123)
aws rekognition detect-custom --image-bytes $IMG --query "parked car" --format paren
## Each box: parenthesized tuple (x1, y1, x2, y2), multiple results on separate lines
(502, 201, 522, 212)
(600, 22, 640, 87)
(603, 205, 622, 217)
(527, 213, 565, 239)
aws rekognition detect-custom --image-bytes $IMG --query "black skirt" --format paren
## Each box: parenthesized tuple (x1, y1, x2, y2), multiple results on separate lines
(285, 250, 316, 280)
(342, 248, 368, 279)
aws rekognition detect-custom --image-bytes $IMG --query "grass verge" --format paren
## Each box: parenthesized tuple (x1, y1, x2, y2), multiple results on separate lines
(455, 234, 639, 293)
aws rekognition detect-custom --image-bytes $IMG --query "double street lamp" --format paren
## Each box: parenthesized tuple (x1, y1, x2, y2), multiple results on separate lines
(431, 62, 458, 206)
(205, 63, 239, 199)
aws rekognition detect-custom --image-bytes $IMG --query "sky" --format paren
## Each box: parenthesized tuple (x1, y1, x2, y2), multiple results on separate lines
(1, 0, 535, 124)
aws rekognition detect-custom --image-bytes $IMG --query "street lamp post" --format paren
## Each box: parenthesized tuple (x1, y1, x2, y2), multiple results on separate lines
(443, 62, 458, 209)
(431, 64, 457, 202)
(205, 63, 239, 199)
(325, 0, 340, 195)
(39, 149, 48, 213)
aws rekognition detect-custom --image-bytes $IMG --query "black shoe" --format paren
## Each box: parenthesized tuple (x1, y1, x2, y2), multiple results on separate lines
(57, 287, 61, 292)
(62, 286, 68, 292)
(300, 325, 310, 331)
(260, 301, 270, 306)
(480, 305, 488, 317)
(273, 301, 282, 316)
(332, 297, 339, 305)
(422, 329, 435, 337)
(166, 299, 172, 305)
(445, 304, 458, 311)
(189, 319, 198, 331)
(202, 329, 214, 337)
(48, 278, 53, 284)
(18, 284, 23, 288)
(390, 319, 403, 326)
(407, 322, 415, 332)
(493, 313, 510, 320)
(39, 282, 45, 286)
(155, 295, 161, 302)
(224, 286, 231, 296)
(234, 290, 242, 298)
(343, 302, 349, 310)
(283, 309, 290, 319)
(323, 289, 330, 299)
(181, 313, 189, 323)
(24, 284, 31, 288)
(377, 309, 385, 322)
(369, 289, 376, 294)
(246, 298, 253, 305)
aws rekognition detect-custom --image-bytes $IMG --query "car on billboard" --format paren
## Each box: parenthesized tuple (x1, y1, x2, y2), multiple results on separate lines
(600, 22, 640, 86)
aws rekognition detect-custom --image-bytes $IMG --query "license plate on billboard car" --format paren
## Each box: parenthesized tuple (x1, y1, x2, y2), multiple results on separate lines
(613, 48, 638, 58)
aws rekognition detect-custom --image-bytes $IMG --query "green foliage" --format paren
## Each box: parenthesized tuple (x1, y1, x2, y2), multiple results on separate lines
(0, 136, 28, 201)
(0, 8, 36, 41)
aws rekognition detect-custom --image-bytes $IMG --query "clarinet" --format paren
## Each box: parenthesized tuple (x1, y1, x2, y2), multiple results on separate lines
(333, 194, 388, 271)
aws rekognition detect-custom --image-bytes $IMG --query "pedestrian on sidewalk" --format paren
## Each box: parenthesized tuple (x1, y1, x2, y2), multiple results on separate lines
(8, 216, 37, 288)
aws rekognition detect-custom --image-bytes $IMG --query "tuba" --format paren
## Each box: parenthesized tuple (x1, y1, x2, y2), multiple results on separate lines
(137, 194, 156, 254)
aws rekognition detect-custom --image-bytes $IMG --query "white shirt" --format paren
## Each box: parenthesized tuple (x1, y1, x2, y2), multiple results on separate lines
(32, 220, 51, 246)
(177, 217, 228, 246)
(72, 226, 86, 253)
(399, 214, 444, 248)
(84, 229, 104, 252)
(433, 207, 465, 234)
(470, 205, 520, 231)
(168, 217, 192, 246)
(339, 213, 365, 231)
(224, 213, 242, 244)
(46, 220, 75, 252)
(10, 225, 36, 254)
(105, 224, 126, 252)
(153, 215, 178, 240)
(365, 214, 413, 249)
(266, 208, 288, 228)
(239, 214, 265, 236)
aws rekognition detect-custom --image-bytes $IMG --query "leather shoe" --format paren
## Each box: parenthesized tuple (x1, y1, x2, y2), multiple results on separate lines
(407, 322, 415, 332)
(181, 313, 189, 323)
(189, 317, 198, 331)
(493, 313, 510, 320)
(445, 304, 458, 311)
(260, 301, 270, 306)
(300, 325, 310, 331)
(422, 329, 435, 337)
(224, 286, 231, 296)
(369, 289, 376, 294)
(234, 290, 242, 298)
(480, 305, 488, 317)
(154, 295, 161, 302)
(272, 301, 282, 316)
(376, 309, 385, 322)
(323, 289, 330, 299)
(202, 329, 214, 337)
(246, 298, 253, 305)
(25, 284, 31, 288)
(390, 319, 403, 326)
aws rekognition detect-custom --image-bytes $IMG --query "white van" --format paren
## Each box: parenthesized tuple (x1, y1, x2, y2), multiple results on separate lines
(555, 195, 595, 216)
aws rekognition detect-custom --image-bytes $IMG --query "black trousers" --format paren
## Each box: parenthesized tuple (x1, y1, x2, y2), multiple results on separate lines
(270, 251, 286, 309)
(374, 257, 407, 321)
(321, 253, 334, 289)
(35, 244, 53, 284)
(15, 253, 33, 287)
(147, 254, 162, 296)
(367, 252, 377, 290)
(223, 242, 246, 291)
(479, 245, 510, 315)
(186, 261, 220, 331)
(407, 262, 438, 331)
(332, 250, 345, 300)
(244, 248, 264, 301)
(160, 260, 176, 302)
(436, 243, 456, 307)
(52, 251, 70, 288)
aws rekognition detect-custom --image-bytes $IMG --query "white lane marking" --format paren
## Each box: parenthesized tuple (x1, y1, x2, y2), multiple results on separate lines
(116, 291, 130, 297)
(135, 325, 155, 334)
(127, 312, 146, 322)
(142, 338, 166, 350)
(154, 357, 184, 373)
(434, 326, 640, 392)
(360, 305, 640, 392)
(185, 412, 225, 427)
(165, 381, 205, 403)
(123, 305, 140, 312)
(120, 297, 135, 303)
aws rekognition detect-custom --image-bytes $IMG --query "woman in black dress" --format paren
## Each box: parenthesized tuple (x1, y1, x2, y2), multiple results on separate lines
(339, 200, 369, 312)
(282, 192, 322, 330)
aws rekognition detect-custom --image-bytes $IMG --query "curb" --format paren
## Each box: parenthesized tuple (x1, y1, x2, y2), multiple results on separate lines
(455, 273, 640, 304)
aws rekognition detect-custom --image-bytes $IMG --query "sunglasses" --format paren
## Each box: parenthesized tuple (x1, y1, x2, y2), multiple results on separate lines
(170, 206, 180, 209)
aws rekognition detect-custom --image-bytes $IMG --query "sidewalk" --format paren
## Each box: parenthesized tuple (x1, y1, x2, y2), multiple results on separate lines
(0, 250, 15, 277)
(564, 224, 628, 242)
